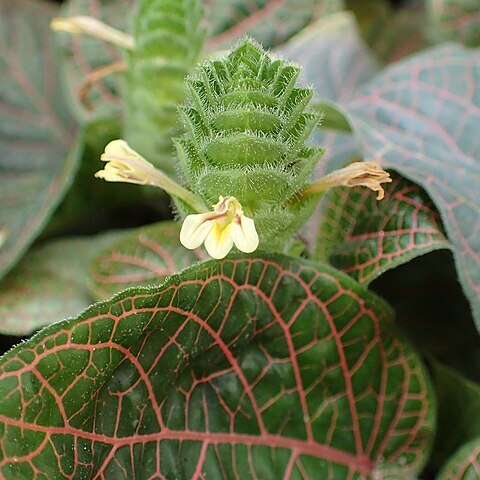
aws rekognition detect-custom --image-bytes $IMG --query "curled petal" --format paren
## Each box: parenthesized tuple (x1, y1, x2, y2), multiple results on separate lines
(179, 213, 215, 250)
(231, 216, 259, 253)
(301, 161, 392, 201)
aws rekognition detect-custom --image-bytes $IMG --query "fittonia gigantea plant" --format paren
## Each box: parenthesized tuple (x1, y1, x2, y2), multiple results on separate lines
(95, 38, 391, 259)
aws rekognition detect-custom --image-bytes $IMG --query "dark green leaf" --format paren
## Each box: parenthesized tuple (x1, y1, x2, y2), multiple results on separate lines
(312, 100, 352, 133)
(430, 362, 480, 470)
(316, 172, 451, 283)
(0, 231, 125, 336)
(0, 254, 435, 478)
(89, 221, 204, 300)
(0, 0, 78, 279)
(346, 44, 480, 331)
(369, 250, 479, 382)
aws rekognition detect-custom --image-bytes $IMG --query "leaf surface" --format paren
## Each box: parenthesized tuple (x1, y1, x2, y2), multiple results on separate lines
(427, 0, 480, 47)
(351, 0, 428, 64)
(346, 44, 480, 329)
(56, 0, 134, 122)
(0, 231, 125, 336)
(0, 254, 435, 478)
(436, 436, 480, 480)
(205, 0, 344, 50)
(316, 172, 451, 283)
(0, 0, 78, 280)
(89, 221, 204, 300)
(430, 362, 480, 470)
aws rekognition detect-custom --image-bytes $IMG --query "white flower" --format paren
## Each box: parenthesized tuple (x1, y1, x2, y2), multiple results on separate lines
(180, 196, 259, 259)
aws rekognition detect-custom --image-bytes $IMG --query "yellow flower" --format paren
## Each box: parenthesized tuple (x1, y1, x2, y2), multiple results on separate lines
(180, 196, 259, 259)
(95, 140, 207, 213)
(94, 140, 159, 185)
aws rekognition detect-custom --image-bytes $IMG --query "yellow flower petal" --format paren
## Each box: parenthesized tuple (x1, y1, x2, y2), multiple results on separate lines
(204, 223, 235, 259)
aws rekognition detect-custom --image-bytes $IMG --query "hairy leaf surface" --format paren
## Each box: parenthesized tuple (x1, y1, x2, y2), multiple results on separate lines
(346, 44, 480, 330)
(0, 0, 78, 280)
(0, 255, 434, 479)
(0, 232, 124, 336)
(316, 172, 450, 283)
(89, 222, 204, 300)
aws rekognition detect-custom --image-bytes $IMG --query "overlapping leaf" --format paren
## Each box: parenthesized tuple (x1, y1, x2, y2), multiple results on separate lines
(430, 363, 480, 470)
(0, 231, 125, 336)
(89, 221, 204, 300)
(0, 255, 435, 478)
(0, 0, 78, 280)
(437, 436, 480, 480)
(345, 44, 480, 330)
(205, 0, 344, 50)
(56, 0, 134, 122)
(427, 0, 480, 47)
(279, 12, 379, 247)
(316, 172, 451, 284)
(351, 0, 428, 64)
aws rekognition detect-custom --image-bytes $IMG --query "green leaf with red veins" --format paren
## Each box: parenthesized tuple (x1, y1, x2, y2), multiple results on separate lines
(56, 0, 134, 122)
(316, 172, 451, 284)
(89, 221, 205, 300)
(345, 44, 480, 331)
(279, 12, 379, 247)
(0, 254, 435, 479)
(436, 436, 480, 480)
(0, 0, 79, 280)
(427, 0, 480, 48)
(0, 231, 125, 337)
(205, 0, 344, 50)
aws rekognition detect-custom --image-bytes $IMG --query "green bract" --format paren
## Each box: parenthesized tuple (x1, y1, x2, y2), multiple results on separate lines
(175, 39, 324, 250)
(124, 0, 205, 174)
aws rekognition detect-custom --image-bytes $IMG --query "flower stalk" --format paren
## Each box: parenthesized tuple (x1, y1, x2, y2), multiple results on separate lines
(95, 140, 207, 213)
